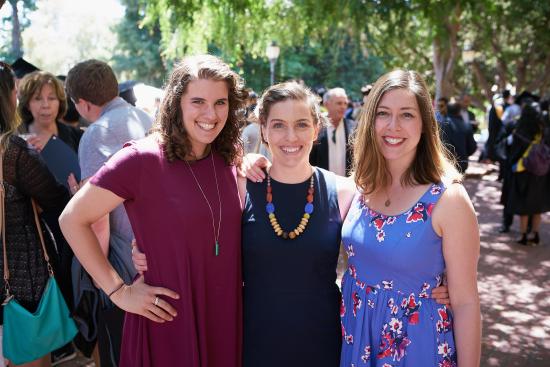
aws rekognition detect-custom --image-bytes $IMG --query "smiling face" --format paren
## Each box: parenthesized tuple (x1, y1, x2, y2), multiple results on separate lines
(374, 88, 423, 165)
(180, 78, 229, 158)
(28, 83, 60, 127)
(262, 99, 319, 170)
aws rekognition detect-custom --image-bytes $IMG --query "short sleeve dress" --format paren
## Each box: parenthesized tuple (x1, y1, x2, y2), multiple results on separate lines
(340, 183, 457, 367)
(90, 137, 242, 367)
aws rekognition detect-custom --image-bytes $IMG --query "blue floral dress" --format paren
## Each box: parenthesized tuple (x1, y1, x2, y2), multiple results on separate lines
(340, 183, 457, 367)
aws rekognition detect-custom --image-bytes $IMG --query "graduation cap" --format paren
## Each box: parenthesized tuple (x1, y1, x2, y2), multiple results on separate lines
(118, 80, 138, 106)
(515, 90, 540, 106)
(11, 57, 40, 79)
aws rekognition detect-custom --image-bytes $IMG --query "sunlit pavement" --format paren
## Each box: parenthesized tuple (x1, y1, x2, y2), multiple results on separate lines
(464, 161, 550, 366)
(62, 161, 550, 367)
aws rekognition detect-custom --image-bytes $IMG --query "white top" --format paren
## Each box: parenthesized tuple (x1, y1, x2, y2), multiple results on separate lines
(326, 119, 346, 176)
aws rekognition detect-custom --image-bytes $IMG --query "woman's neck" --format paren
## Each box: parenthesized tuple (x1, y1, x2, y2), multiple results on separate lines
(269, 162, 313, 184)
(185, 144, 211, 161)
(29, 120, 57, 136)
(385, 155, 414, 191)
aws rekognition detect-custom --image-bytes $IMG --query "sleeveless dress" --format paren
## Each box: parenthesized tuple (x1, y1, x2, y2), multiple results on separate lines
(242, 168, 342, 367)
(340, 183, 457, 367)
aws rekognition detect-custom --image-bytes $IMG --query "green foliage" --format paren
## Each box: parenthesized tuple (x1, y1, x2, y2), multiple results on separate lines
(112, 0, 167, 86)
(1, 0, 37, 61)
(466, 0, 550, 95)
(137, 0, 550, 101)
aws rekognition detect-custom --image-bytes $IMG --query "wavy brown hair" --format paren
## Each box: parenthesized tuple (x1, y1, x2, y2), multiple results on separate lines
(17, 71, 67, 125)
(352, 69, 459, 195)
(152, 55, 247, 165)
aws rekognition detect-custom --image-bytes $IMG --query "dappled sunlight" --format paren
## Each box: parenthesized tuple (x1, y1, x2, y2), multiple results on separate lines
(463, 166, 550, 366)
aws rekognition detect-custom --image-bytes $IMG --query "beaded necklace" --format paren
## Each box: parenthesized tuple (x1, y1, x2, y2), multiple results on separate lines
(265, 169, 315, 239)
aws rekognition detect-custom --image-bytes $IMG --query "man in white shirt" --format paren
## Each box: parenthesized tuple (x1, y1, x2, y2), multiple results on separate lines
(309, 87, 356, 176)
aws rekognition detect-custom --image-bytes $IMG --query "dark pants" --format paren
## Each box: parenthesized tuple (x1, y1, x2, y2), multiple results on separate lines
(98, 301, 125, 367)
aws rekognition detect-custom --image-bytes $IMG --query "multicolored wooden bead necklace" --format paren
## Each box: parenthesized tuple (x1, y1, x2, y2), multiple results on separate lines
(265, 170, 315, 239)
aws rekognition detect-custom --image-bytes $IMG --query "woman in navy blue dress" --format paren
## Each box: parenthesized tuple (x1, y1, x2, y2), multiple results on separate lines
(239, 82, 355, 366)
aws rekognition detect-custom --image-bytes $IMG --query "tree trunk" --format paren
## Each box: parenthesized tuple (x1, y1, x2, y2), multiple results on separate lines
(432, 5, 461, 101)
(10, 0, 23, 59)
(527, 54, 550, 94)
(471, 60, 492, 102)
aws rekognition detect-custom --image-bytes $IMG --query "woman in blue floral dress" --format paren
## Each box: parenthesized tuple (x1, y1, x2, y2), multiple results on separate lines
(340, 70, 481, 367)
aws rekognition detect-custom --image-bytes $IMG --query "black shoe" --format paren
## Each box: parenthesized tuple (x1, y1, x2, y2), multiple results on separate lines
(528, 232, 540, 245)
(51, 342, 77, 366)
(516, 233, 529, 246)
(498, 225, 510, 233)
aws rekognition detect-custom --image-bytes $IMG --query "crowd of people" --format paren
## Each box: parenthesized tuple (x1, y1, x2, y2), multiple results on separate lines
(0, 50, 545, 367)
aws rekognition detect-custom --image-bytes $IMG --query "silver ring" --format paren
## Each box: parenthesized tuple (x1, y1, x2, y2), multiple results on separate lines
(154, 296, 159, 306)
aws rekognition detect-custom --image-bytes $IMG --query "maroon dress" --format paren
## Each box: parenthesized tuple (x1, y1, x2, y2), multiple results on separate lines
(91, 137, 242, 367)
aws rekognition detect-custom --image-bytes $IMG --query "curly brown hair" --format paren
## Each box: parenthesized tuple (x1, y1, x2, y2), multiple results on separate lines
(151, 55, 247, 165)
(17, 71, 67, 125)
(352, 69, 460, 195)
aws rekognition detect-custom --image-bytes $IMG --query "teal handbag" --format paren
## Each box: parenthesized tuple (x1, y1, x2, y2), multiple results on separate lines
(1, 154, 77, 365)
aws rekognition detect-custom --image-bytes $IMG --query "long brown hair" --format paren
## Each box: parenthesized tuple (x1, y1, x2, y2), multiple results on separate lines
(152, 55, 247, 165)
(0, 62, 18, 153)
(352, 69, 459, 194)
(17, 71, 68, 125)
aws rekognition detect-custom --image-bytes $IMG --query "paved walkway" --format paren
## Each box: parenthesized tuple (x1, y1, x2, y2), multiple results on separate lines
(464, 162, 550, 366)
(61, 162, 550, 367)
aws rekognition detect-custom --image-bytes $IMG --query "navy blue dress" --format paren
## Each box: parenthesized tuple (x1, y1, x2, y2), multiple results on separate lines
(242, 168, 342, 367)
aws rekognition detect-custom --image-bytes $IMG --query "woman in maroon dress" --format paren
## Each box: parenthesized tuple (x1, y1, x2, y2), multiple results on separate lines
(60, 55, 247, 367)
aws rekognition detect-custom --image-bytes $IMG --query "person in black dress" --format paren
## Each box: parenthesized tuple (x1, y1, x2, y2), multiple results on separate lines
(504, 100, 548, 245)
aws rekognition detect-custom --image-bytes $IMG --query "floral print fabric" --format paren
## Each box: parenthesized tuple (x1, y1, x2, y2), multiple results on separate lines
(340, 183, 457, 367)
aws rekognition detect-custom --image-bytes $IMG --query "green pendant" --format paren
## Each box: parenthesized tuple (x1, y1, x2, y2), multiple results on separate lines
(215, 241, 219, 256)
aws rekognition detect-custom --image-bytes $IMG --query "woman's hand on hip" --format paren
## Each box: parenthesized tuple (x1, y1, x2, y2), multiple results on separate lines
(110, 275, 180, 323)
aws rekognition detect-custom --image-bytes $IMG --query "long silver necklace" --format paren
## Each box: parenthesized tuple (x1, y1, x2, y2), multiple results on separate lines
(185, 152, 222, 256)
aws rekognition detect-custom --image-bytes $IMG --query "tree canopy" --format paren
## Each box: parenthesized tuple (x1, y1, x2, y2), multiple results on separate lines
(135, 0, 550, 102)
(2, 0, 548, 102)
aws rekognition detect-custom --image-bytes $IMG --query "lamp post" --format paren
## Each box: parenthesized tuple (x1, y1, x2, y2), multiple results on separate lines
(462, 42, 476, 65)
(266, 41, 280, 86)
(462, 41, 476, 90)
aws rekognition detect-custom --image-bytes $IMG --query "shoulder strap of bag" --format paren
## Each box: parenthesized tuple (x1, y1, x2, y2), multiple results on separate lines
(1, 150, 53, 300)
